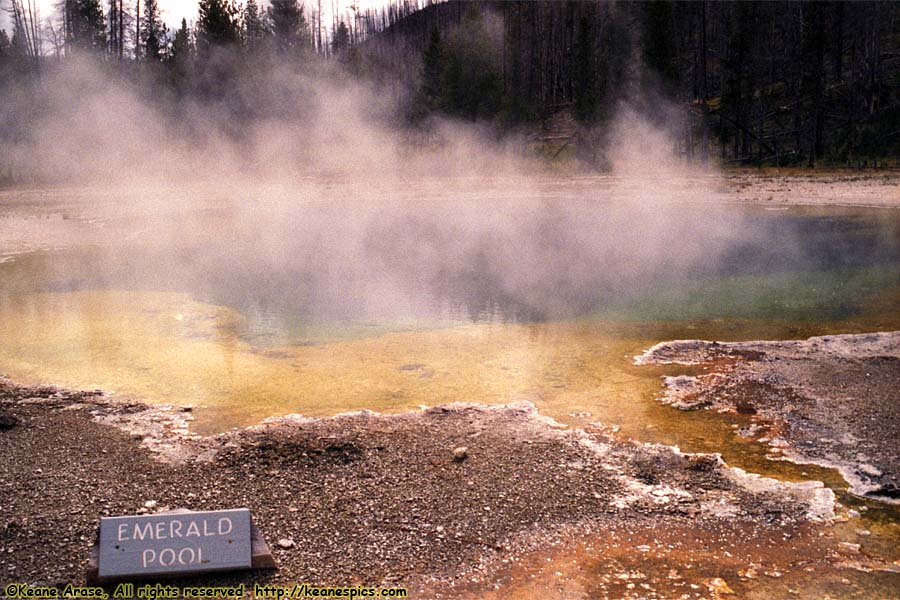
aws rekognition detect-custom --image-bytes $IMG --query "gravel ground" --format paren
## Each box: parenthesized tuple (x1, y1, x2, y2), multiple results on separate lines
(636, 331, 900, 502)
(724, 170, 900, 208)
(0, 377, 838, 598)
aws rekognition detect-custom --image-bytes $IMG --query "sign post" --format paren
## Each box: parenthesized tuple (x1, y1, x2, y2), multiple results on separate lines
(87, 508, 275, 583)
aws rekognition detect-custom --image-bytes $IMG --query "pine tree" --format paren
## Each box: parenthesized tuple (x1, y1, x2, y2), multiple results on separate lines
(641, 0, 678, 94)
(440, 7, 503, 120)
(268, 0, 308, 55)
(66, 0, 107, 53)
(243, 0, 267, 52)
(573, 16, 596, 123)
(0, 29, 15, 72)
(105, 0, 126, 59)
(422, 26, 444, 107)
(170, 17, 191, 60)
(332, 20, 349, 55)
(168, 17, 192, 89)
(141, 0, 166, 60)
(10, 27, 29, 58)
(107, 0, 118, 56)
(196, 0, 239, 51)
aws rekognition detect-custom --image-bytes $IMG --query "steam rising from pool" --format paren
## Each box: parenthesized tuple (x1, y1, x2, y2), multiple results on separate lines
(3, 58, 900, 600)
(2, 59, 898, 340)
(0, 59, 758, 326)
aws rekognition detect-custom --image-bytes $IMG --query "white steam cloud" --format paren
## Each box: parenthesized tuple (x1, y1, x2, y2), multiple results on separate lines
(1, 57, 762, 329)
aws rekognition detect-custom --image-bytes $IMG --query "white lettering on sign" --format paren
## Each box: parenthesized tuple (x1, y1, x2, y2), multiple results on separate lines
(98, 509, 252, 578)
(142, 546, 206, 568)
(116, 516, 235, 541)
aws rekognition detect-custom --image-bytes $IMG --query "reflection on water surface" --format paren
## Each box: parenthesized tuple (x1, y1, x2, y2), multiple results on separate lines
(1, 185, 899, 598)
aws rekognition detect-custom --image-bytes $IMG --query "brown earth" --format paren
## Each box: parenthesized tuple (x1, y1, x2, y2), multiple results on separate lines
(0, 377, 840, 598)
(636, 331, 900, 502)
(723, 170, 900, 208)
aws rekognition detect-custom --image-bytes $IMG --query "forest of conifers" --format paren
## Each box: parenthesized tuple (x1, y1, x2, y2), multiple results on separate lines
(2, 0, 899, 174)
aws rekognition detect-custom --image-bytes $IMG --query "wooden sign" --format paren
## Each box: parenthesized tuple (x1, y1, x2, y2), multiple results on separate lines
(97, 509, 254, 579)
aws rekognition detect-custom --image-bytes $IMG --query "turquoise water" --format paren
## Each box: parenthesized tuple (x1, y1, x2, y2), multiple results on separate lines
(1, 187, 899, 598)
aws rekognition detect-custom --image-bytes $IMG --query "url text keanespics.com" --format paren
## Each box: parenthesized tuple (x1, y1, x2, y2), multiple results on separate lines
(2, 583, 409, 599)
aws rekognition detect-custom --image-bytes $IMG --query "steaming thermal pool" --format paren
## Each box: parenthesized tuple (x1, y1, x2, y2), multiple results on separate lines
(1, 183, 898, 437)
(1, 179, 900, 597)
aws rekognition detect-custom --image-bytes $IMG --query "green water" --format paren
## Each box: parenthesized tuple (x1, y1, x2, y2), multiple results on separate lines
(601, 265, 900, 322)
(1, 184, 899, 597)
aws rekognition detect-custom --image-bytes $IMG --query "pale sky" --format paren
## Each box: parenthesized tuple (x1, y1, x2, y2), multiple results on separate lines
(2, 0, 384, 38)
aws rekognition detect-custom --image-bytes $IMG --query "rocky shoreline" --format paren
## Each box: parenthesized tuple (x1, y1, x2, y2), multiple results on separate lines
(724, 170, 900, 208)
(0, 376, 845, 598)
(635, 331, 900, 503)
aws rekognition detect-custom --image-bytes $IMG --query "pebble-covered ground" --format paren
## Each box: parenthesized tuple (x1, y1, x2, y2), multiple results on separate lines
(724, 170, 900, 208)
(636, 331, 900, 502)
(0, 377, 841, 598)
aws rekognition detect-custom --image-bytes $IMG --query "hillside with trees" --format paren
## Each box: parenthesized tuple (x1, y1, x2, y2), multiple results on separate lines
(1, 0, 899, 182)
(366, 1, 900, 167)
